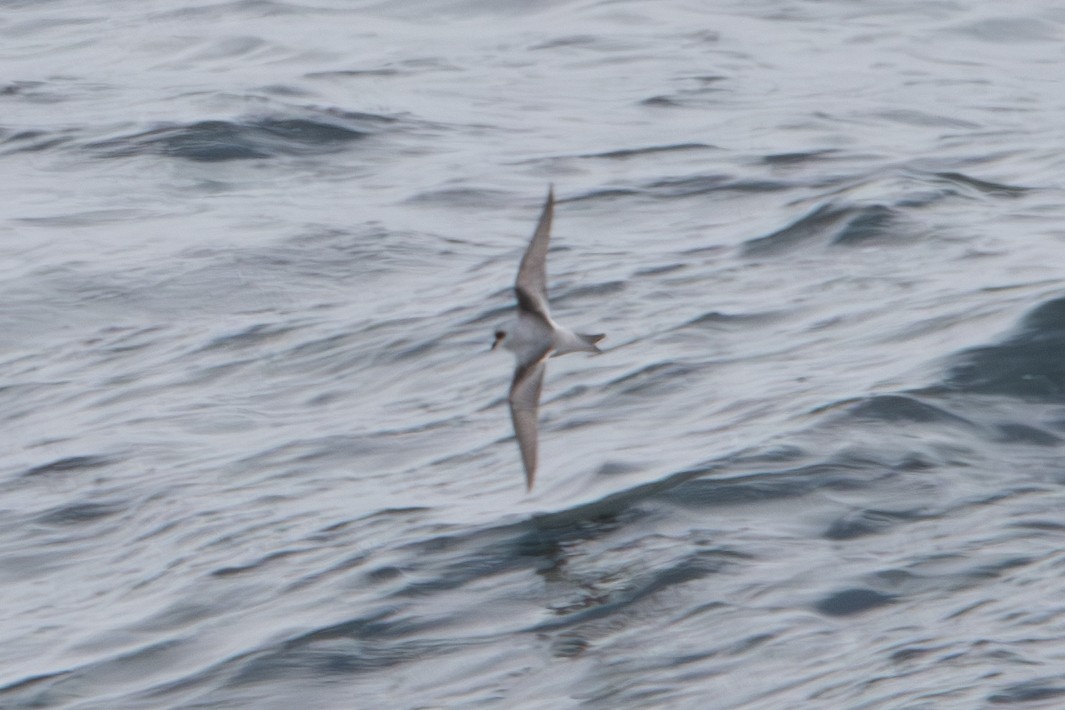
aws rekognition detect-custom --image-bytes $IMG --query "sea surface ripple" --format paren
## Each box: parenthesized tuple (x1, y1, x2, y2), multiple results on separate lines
(4, 1, 1065, 708)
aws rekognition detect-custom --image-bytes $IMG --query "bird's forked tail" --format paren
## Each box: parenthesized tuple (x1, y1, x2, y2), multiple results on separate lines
(579, 333, 606, 353)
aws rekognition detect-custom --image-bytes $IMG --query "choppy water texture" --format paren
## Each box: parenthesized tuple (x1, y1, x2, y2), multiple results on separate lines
(4, 1, 1065, 708)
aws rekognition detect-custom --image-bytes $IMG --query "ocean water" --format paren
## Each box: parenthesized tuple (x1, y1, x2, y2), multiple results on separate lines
(4, 0, 1065, 707)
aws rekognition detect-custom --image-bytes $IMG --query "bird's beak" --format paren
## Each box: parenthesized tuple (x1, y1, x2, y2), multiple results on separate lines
(491, 333, 503, 351)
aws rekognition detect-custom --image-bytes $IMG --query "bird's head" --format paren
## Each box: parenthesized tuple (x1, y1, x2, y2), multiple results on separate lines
(491, 330, 506, 351)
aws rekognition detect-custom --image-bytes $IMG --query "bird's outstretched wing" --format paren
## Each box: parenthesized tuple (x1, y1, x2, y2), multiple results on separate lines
(509, 347, 552, 490)
(514, 187, 554, 322)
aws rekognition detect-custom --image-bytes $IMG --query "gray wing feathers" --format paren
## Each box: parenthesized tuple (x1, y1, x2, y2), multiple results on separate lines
(514, 187, 554, 320)
(509, 350, 550, 490)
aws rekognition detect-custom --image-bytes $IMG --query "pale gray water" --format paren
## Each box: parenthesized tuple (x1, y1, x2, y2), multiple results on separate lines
(4, 1, 1065, 708)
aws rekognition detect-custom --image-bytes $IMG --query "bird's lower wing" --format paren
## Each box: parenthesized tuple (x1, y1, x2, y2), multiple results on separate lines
(509, 349, 552, 490)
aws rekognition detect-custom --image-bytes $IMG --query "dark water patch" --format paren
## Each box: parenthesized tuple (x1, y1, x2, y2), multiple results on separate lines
(639, 75, 726, 108)
(256, 83, 314, 98)
(0, 381, 64, 412)
(576, 142, 715, 160)
(306, 67, 403, 80)
(648, 173, 790, 198)
(741, 203, 849, 256)
(815, 588, 896, 616)
(875, 108, 978, 129)
(178, 359, 254, 387)
(96, 325, 168, 355)
(1, 128, 75, 154)
(309, 507, 431, 542)
(17, 208, 150, 227)
(743, 202, 906, 256)
(0, 639, 188, 707)
(531, 33, 639, 51)
(824, 508, 929, 541)
(965, 556, 1034, 582)
(830, 204, 898, 245)
(386, 335, 441, 364)
(282, 331, 356, 361)
(661, 445, 899, 507)
(648, 173, 725, 194)
(0, 80, 43, 96)
(283, 551, 371, 595)
(641, 94, 682, 107)
(22, 454, 112, 477)
(0, 669, 72, 699)
(845, 394, 973, 427)
(565, 187, 642, 202)
(212, 548, 308, 577)
(520, 508, 640, 557)
(89, 112, 392, 162)
(530, 554, 725, 632)
(36, 501, 126, 526)
(930, 171, 1030, 197)
(676, 309, 781, 332)
(557, 279, 626, 302)
(518, 461, 741, 552)
(894, 452, 939, 471)
(113, 613, 439, 705)
(277, 610, 432, 648)
(594, 460, 643, 477)
(364, 565, 406, 584)
(676, 242, 727, 259)
(229, 638, 445, 685)
(994, 423, 1060, 446)
(988, 679, 1065, 704)
(550, 633, 590, 658)
(149, 0, 322, 21)
(657, 462, 864, 510)
(1009, 519, 1065, 532)
(889, 645, 937, 663)
(761, 149, 839, 165)
(196, 322, 300, 354)
(725, 179, 792, 193)
(898, 553, 1036, 602)
(227, 632, 453, 687)
(944, 296, 1065, 401)
(385, 463, 739, 599)
(0, 79, 70, 105)
(634, 263, 685, 276)
(387, 516, 628, 598)
(953, 16, 1060, 43)
(387, 526, 546, 597)
(404, 187, 510, 206)
(461, 299, 514, 327)
(606, 361, 707, 398)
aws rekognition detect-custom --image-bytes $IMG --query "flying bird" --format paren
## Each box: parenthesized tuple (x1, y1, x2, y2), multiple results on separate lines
(492, 187, 604, 490)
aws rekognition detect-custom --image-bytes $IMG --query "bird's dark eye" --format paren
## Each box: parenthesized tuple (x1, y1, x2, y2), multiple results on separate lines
(494, 331, 505, 340)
